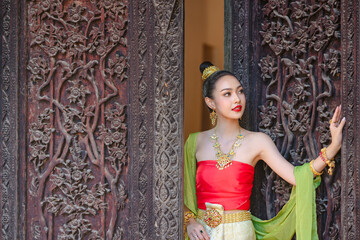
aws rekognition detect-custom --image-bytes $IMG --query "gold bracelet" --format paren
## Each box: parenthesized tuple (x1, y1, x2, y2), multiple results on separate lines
(321, 147, 334, 164)
(184, 211, 196, 235)
(320, 147, 335, 175)
(184, 211, 195, 225)
(310, 160, 323, 176)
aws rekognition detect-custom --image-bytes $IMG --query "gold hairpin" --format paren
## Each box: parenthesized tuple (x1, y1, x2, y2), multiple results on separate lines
(202, 66, 220, 80)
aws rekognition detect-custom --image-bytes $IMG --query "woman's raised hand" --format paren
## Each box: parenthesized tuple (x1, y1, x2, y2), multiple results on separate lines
(329, 105, 346, 150)
(186, 219, 210, 240)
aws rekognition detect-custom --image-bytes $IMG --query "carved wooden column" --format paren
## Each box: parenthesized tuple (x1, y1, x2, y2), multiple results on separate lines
(340, 0, 360, 238)
(128, 0, 184, 239)
(226, 0, 360, 239)
(0, 0, 21, 239)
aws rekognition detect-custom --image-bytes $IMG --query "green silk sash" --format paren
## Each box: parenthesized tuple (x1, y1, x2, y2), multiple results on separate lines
(184, 132, 321, 240)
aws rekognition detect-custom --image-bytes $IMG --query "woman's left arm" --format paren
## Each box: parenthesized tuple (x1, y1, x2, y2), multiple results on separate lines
(258, 105, 346, 186)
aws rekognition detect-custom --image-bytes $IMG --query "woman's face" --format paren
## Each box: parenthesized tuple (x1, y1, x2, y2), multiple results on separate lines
(206, 75, 246, 121)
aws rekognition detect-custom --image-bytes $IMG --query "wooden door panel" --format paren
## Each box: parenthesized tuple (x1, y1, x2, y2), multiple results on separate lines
(226, 0, 360, 238)
(0, 0, 185, 239)
(26, 1, 129, 239)
(254, 1, 341, 238)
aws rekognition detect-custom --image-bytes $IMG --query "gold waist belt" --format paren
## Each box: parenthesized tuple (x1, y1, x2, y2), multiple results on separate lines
(197, 209, 251, 228)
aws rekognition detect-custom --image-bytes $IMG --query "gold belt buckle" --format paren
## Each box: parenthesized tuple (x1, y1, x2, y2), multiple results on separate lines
(203, 208, 222, 228)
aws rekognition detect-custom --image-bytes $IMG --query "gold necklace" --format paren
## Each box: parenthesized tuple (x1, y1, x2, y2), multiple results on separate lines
(210, 128, 244, 170)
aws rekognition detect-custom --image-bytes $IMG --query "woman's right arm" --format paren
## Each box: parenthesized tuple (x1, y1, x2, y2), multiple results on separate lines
(184, 205, 209, 240)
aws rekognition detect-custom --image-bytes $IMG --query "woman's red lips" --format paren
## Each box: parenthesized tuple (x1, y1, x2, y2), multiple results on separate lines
(232, 105, 242, 112)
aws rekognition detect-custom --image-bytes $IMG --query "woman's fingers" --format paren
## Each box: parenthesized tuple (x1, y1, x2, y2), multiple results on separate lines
(337, 105, 342, 122)
(200, 228, 210, 240)
(331, 106, 338, 125)
(338, 117, 346, 130)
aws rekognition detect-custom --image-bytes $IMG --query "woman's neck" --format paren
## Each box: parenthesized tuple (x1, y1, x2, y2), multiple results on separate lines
(214, 118, 242, 137)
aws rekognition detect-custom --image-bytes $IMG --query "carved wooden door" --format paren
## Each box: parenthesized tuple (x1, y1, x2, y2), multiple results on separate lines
(226, 0, 360, 239)
(0, 0, 184, 240)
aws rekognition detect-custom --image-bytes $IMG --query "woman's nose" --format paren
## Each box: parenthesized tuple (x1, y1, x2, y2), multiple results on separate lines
(234, 93, 241, 103)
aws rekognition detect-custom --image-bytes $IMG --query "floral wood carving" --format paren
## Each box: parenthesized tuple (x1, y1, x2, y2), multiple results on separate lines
(258, 0, 341, 238)
(27, 0, 128, 239)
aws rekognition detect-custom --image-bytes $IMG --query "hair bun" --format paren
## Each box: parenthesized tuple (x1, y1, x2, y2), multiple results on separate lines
(200, 61, 214, 74)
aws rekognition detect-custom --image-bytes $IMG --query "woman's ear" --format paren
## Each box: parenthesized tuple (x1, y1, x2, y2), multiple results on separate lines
(205, 97, 215, 110)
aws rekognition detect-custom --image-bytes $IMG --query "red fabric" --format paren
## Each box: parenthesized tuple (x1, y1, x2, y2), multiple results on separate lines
(196, 160, 254, 211)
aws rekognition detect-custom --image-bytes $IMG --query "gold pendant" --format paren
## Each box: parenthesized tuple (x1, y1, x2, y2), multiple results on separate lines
(216, 155, 232, 170)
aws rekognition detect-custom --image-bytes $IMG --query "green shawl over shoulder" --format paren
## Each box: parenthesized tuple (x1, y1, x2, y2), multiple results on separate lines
(184, 132, 321, 240)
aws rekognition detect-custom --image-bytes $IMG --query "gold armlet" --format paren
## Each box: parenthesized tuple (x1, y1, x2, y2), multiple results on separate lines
(310, 160, 323, 176)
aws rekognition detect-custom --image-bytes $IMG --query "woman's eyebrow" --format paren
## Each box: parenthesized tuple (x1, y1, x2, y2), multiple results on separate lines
(220, 88, 233, 92)
(220, 85, 242, 92)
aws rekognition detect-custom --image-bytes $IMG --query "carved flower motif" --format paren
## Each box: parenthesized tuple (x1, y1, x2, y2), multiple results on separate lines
(62, 204, 75, 215)
(106, 54, 128, 80)
(82, 194, 97, 207)
(67, 80, 91, 107)
(290, 0, 308, 19)
(292, 82, 305, 96)
(68, 3, 87, 23)
(96, 44, 107, 56)
(289, 78, 311, 105)
(50, 174, 64, 188)
(323, 17, 338, 37)
(114, 62, 126, 76)
(40, 0, 51, 12)
(71, 170, 82, 182)
(99, 127, 113, 146)
(112, 131, 123, 143)
(102, 0, 114, 9)
(31, 130, 44, 142)
(2, 213, 9, 225)
(33, 34, 45, 45)
(259, 104, 277, 128)
(111, 33, 121, 43)
(269, 38, 284, 55)
(321, 49, 340, 76)
(292, 39, 307, 56)
(265, 0, 284, 10)
(67, 32, 87, 44)
(111, 118, 123, 130)
(260, 26, 273, 45)
(47, 46, 59, 57)
(310, 35, 326, 52)
(27, 56, 49, 84)
(258, 55, 277, 81)
(68, 219, 82, 229)
(112, 147, 125, 160)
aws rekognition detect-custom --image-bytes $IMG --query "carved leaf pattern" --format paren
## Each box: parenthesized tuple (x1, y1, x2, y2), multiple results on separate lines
(258, 0, 340, 237)
(27, 0, 128, 239)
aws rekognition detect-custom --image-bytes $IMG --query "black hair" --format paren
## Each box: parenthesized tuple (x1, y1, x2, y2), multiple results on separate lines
(200, 61, 239, 103)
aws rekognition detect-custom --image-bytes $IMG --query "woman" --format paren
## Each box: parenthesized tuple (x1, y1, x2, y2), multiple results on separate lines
(183, 62, 345, 240)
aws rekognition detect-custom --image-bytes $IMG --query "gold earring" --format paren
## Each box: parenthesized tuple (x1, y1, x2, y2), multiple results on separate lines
(210, 110, 217, 126)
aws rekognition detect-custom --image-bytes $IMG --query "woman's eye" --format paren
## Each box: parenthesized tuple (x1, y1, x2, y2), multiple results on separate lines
(238, 89, 244, 94)
(224, 92, 230, 96)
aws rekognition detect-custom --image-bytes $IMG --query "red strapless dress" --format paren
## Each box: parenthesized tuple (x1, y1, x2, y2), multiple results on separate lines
(196, 160, 255, 211)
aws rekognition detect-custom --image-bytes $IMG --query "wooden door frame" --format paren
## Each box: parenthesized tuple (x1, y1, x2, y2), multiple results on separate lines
(0, 0, 184, 239)
(225, 0, 360, 238)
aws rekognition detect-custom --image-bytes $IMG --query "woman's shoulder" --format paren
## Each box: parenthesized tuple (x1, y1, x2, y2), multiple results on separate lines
(195, 129, 214, 144)
(242, 129, 272, 143)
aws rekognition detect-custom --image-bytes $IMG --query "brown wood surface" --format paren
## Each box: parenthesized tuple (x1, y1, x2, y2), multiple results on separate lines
(226, 0, 360, 239)
(0, 0, 184, 239)
(26, 1, 129, 239)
